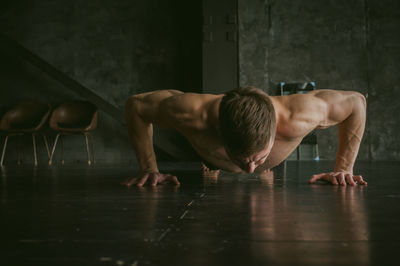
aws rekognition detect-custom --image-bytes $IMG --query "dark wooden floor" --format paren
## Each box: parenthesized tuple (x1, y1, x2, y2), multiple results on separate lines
(1, 161, 399, 266)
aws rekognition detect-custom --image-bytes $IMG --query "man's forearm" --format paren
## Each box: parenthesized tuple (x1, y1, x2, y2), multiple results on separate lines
(133, 123, 158, 173)
(126, 97, 159, 173)
(334, 93, 366, 173)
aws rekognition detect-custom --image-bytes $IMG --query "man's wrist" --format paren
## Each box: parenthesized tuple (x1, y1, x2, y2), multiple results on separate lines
(140, 167, 159, 174)
(334, 156, 354, 174)
(334, 166, 353, 174)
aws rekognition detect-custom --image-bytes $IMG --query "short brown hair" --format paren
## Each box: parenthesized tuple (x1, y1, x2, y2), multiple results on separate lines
(218, 86, 276, 157)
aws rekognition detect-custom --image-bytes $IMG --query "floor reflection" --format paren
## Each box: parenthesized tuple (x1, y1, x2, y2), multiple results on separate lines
(3, 162, 399, 266)
(249, 171, 370, 265)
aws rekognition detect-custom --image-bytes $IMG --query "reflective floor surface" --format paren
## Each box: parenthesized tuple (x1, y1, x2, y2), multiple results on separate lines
(0, 161, 399, 266)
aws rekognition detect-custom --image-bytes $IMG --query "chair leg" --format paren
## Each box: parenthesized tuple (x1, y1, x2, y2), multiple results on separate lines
(43, 134, 50, 160)
(61, 135, 64, 165)
(49, 133, 60, 166)
(297, 145, 301, 160)
(283, 160, 287, 179)
(1, 135, 9, 167)
(32, 134, 38, 167)
(17, 136, 21, 165)
(88, 133, 95, 164)
(84, 133, 91, 165)
(315, 144, 320, 161)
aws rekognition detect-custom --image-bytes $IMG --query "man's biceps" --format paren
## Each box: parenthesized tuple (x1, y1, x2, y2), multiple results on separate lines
(153, 110, 175, 128)
(325, 103, 350, 125)
(136, 101, 165, 123)
(127, 97, 153, 120)
(317, 111, 341, 128)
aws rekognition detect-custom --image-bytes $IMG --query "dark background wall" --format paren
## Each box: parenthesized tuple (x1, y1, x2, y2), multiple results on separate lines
(0, 0, 202, 164)
(0, 0, 399, 165)
(239, 0, 400, 161)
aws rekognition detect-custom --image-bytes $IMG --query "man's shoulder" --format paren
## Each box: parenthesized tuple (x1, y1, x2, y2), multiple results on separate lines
(280, 90, 329, 111)
(274, 91, 329, 137)
(159, 92, 222, 130)
(162, 92, 221, 111)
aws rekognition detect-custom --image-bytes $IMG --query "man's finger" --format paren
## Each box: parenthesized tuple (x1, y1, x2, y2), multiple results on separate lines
(338, 173, 346, 186)
(308, 173, 327, 184)
(121, 177, 138, 187)
(201, 163, 210, 172)
(354, 175, 368, 185)
(136, 174, 150, 187)
(329, 175, 339, 185)
(151, 174, 159, 187)
(160, 174, 180, 186)
(345, 174, 357, 186)
(167, 175, 180, 186)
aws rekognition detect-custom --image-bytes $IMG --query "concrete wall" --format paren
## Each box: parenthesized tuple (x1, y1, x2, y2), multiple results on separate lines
(239, 0, 400, 160)
(0, 0, 201, 165)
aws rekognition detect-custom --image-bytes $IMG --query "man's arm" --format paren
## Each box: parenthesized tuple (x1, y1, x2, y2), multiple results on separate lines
(122, 90, 183, 187)
(334, 92, 366, 174)
(308, 90, 367, 186)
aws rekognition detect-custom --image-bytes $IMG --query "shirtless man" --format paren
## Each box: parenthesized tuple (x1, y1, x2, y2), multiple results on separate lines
(122, 87, 367, 187)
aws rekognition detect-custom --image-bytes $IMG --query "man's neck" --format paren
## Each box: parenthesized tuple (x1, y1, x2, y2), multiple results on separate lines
(207, 96, 223, 127)
(269, 96, 286, 138)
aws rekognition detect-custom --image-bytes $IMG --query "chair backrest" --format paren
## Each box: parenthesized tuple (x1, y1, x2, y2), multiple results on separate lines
(279, 82, 315, 96)
(0, 100, 51, 131)
(50, 101, 98, 131)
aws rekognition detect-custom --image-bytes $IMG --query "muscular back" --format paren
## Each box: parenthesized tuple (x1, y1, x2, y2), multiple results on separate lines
(127, 89, 365, 173)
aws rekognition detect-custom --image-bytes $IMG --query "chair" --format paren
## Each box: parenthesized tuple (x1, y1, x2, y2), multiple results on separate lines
(0, 106, 9, 165)
(279, 82, 319, 160)
(49, 101, 98, 165)
(0, 100, 51, 167)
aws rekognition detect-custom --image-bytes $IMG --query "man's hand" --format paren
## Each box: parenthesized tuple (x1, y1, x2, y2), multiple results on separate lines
(308, 171, 367, 186)
(121, 172, 180, 187)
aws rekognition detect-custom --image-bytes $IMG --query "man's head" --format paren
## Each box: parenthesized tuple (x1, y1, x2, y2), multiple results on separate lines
(218, 86, 276, 172)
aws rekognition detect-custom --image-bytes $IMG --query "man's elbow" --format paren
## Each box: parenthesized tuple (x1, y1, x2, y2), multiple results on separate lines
(125, 96, 141, 120)
(352, 91, 367, 111)
(125, 95, 137, 110)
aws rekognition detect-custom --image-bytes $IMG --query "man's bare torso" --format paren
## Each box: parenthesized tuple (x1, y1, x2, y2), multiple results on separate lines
(124, 88, 367, 187)
(157, 90, 327, 173)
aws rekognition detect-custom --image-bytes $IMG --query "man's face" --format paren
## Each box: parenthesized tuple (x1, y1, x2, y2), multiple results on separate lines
(227, 141, 274, 173)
